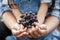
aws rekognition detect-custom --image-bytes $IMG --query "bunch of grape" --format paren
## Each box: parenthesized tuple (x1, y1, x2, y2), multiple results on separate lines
(18, 12, 38, 28)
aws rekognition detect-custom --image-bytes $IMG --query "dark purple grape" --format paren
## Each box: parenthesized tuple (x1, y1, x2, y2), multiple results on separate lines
(18, 12, 38, 28)
(20, 15, 24, 18)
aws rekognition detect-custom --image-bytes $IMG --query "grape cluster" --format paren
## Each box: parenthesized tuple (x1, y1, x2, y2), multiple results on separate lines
(18, 12, 38, 28)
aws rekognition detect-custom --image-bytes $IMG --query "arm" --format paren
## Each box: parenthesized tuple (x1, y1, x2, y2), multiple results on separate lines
(37, 3, 49, 24)
(2, 12, 28, 38)
(2, 12, 17, 30)
(0, 0, 17, 30)
(1, 0, 27, 38)
(8, 0, 22, 20)
(12, 8, 22, 20)
(44, 16, 59, 34)
(45, 1, 60, 34)
(37, 0, 52, 24)
(28, 16, 59, 38)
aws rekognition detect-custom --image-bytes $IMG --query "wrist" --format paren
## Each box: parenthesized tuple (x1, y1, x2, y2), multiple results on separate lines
(37, 18, 44, 24)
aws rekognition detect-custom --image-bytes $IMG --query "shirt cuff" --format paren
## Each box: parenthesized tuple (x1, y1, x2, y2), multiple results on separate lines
(41, 0, 52, 3)
(51, 10, 60, 20)
(0, 5, 12, 16)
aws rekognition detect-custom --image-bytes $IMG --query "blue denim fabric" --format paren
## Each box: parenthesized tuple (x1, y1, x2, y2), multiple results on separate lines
(14, 0, 51, 14)
(5, 29, 60, 40)
(0, 0, 11, 16)
(51, 0, 60, 20)
(14, 0, 40, 14)
(0, 0, 60, 20)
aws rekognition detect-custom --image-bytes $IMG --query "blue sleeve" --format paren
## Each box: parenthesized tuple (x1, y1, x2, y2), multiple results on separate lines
(41, 0, 52, 3)
(0, 0, 12, 17)
(51, 0, 60, 20)
(51, 9, 60, 20)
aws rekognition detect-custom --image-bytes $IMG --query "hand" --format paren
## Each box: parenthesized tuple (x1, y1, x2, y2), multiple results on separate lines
(11, 23, 28, 38)
(17, 18, 22, 23)
(28, 22, 47, 38)
(35, 22, 47, 36)
(28, 26, 41, 38)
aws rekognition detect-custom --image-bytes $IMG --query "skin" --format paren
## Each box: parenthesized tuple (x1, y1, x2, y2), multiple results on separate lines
(2, 12, 28, 38)
(37, 3, 49, 24)
(2, 3, 59, 38)
(12, 3, 50, 38)
(28, 16, 59, 38)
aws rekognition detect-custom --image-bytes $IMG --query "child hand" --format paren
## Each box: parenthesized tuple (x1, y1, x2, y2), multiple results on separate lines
(11, 23, 28, 38)
(28, 26, 41, 38)
(28, 23, 47, 38)
(35, 22, 47, 36)
(17, 18, 22, 23)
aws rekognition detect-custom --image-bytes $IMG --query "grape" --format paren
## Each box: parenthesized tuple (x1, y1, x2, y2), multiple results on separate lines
(18, 12, 38, 28)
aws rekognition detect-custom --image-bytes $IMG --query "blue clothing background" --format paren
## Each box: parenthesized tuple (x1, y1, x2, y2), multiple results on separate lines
(14, 0, 40, 14)
(5, 29, 60, 40)
(5, 0, 60, 40)
(0, 0, 60, 20)
(51, 0, 60, 20)
(0, 0, 60, 40)
(0, 0, 11, 16)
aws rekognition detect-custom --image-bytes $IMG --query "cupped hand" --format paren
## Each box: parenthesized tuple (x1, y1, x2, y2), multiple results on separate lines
(28, 22, 47, 38)
(11, 23, 28, 38)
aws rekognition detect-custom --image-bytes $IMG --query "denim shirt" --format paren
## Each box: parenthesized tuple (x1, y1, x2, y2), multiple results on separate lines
(14, 0, 60, 20)
(51, 0, 60, 20)
(0, 0, 11, 16)
(0, 0, 51, 15)
(1, 0, 60, 20)
(14, 0, 40, 14)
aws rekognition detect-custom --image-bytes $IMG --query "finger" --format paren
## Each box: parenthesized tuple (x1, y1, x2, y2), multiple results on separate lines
(35, 26, 42, 37)
(28, 34, 32, 38)
(12, 29, 21, 35)
(23, 27, 27, 31)
(16, 32, 28, 38)
(40, 24, 47, 30)
(35, 23, 47, 30)
(21, 32, 29, 38)
(15, 27, 27, 36)
(32, 28, 38, 37)
(17, 18, 22, 22)
(34, 23, 47, 33)
(12, 29, 26, 36)
(16, 28, 27, 35)
(37, 29, 47, 36)
(15, 27, 27, 38)
(26, 28, 32, 38)
(37, 28, 42, 35)
(40, 30, 47, 35)
(29, 31, 36, 38)
(17, 19, 20, 23)
(32, 29, 40, 38)
(32, 26, 40, 37)
(19, 24, 24, 29)
(29, 26, 37, 38)
(20, 27, 27, 32)
(19, 18, 22, 20)
(34, 22, 41, 28)
(13, 23, 20, 30)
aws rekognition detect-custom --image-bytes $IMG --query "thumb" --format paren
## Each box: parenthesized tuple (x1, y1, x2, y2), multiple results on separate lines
(13, 23, 20, 30)
(23, 27, 27, 31)
(19, 24, 24, 29)
(40, 24, 47, 30)
(17, 18, 22, 23)
(34, 22, 40, 27)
